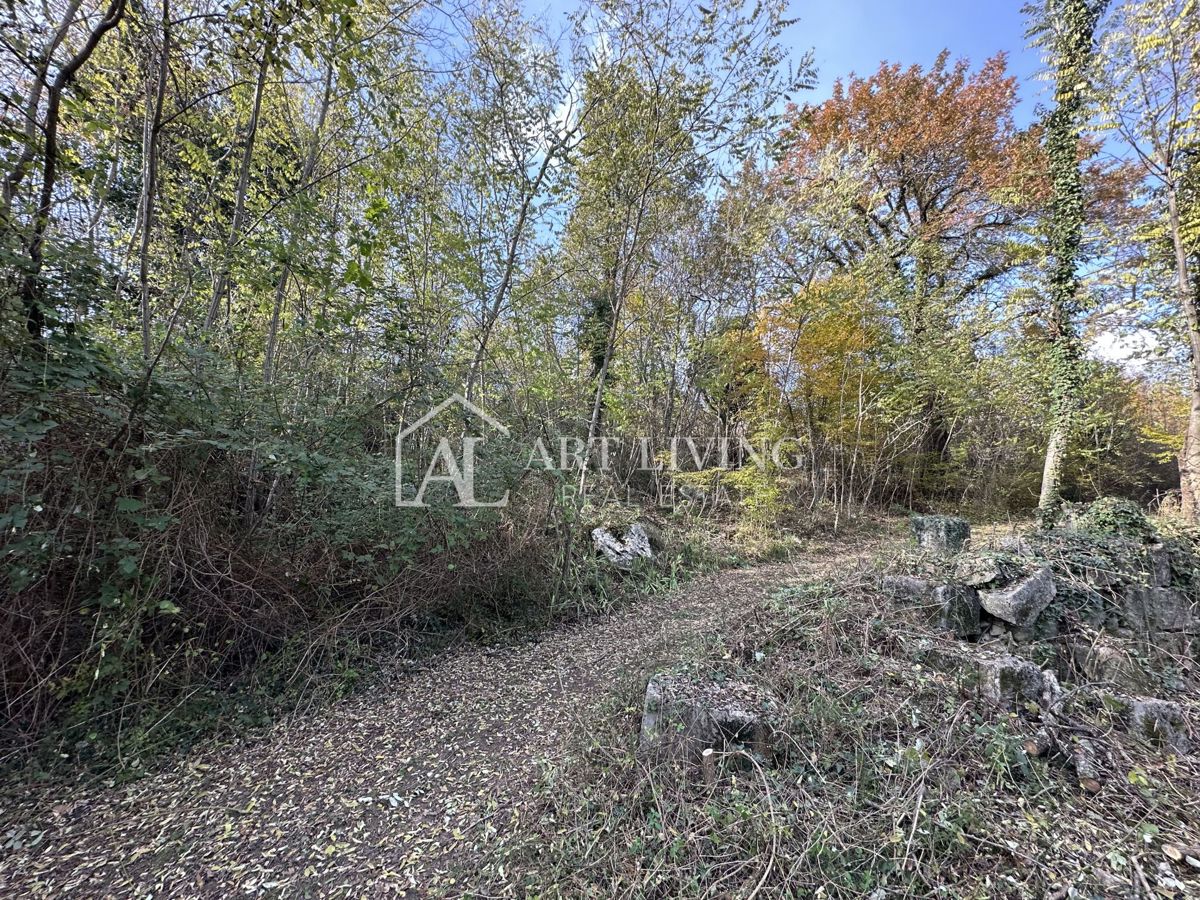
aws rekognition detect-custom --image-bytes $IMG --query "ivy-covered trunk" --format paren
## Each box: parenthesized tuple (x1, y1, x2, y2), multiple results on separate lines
(1036, 0, 1106, 518)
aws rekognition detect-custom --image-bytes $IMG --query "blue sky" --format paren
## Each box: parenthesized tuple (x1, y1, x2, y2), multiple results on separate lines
(792, 0, 1045, 124)
(533, 0, 1048, 125)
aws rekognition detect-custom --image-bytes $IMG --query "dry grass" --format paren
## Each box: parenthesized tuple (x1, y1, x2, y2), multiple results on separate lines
(2, 521, 1195, 898)
(0, 527, 891, 896)
(473, 538, 1200, 898)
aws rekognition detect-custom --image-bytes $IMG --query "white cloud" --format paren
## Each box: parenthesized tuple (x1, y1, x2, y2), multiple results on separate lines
(1089, 328, 1158, 372)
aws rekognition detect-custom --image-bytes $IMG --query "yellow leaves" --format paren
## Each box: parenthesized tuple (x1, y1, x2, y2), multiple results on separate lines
(689, 317, 776, 429)
(1139, 424, 1185, 457)
(757, 273, 888, 416)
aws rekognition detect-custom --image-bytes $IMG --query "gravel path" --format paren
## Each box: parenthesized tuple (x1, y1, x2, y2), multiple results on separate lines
(0, 537, 884, 898)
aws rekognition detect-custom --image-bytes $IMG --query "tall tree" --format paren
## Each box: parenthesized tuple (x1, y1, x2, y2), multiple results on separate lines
(6, 0, 129, 339)
(1029, 0, 1108, 516)
(454, 3, 580, 403)
(775, 54, 1047, 500)
(777, 54, 1045, 330)
(203, 41, 271, 331)
(1098, 0, 1200, 519)
(564, 0, 806, 488)
(136, 0, 171, 361)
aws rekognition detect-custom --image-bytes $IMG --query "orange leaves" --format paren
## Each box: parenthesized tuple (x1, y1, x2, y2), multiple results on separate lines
(799, 52, 1015, 172)
(775, 53, 1041, 243)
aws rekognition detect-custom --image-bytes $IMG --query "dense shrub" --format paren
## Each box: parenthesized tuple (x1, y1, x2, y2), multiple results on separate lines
(0, 334, 574, 767)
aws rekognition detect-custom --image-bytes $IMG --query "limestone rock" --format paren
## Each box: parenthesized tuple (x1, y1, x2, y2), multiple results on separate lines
(911, 515, 971, 554)
(1128, 699, 1191, 753)
(953, 553, 1007, 588)
(1040, 669, 1064, 715)
(639, 674, 780, 760)
(980, 566, 1055, 627)
(1080, 557, 1123, 589)
(1144, 587, 1196, 632)
(881, 575, 933, 601)
(1147, 544, 1173, 588)
(1107, 696, 1192, 754)
(1071, 637, 1152, 693)
(978, 654, 1044, 708)
(931, 583, 981, 638)
(1011, 612, 1061, 643)
(592, 523, 653, 571)
(994, 535, 1033, 556)
(1121, 585, 1197, 633)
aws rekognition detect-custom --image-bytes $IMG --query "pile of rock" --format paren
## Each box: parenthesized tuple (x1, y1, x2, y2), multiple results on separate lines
(890, 506, 1198, 784)
(889, 513, 1199, 670)
(881, 562, 1058, 642)
(881, 574, 983, 638)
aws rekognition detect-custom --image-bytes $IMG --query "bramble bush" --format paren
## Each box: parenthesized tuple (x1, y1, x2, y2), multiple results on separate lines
(0, 332, 576, 769)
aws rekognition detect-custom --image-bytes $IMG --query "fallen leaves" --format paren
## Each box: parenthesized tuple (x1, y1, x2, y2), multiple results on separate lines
(0, 547, 832, 897)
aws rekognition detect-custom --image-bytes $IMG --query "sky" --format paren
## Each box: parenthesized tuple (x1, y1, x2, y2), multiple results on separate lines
(532, 0, 1049, 124)
(791, 0, 1046, 124)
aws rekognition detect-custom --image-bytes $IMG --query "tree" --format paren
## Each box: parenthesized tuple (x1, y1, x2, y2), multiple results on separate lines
(776, 53, 1045, 332)
(453, 3, 580, 403)
(2, 0, 129, 340)
(1027, 0, 1109, 516)
(562, 0, 807, 489)
(1098, 0, 1200, 519)
(774, 54, 1048, 502)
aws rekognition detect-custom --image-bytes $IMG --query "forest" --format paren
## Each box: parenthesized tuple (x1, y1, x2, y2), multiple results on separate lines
(1, 0, 1199, 895)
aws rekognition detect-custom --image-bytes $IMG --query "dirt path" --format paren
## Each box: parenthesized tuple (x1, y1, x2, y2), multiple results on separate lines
(0, 535, 886, 898)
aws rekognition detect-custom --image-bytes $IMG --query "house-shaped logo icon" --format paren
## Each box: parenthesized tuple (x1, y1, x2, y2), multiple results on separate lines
(395, 394, 510, 508)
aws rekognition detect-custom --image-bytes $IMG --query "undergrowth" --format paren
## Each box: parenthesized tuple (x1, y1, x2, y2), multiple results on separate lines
(0, 332, 740, 780)
(475, 559, 1200, 897)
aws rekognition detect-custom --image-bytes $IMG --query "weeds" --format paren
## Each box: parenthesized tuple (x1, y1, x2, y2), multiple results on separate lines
(475, 550, 1200, 898)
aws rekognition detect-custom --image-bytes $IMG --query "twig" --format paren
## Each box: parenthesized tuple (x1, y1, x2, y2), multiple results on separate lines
(737, 749, 778, 900)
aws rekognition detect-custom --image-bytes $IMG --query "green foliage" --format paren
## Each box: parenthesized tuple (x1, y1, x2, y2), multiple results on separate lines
(0, 330, 561, 766)
(1074, 496, 1156, 541)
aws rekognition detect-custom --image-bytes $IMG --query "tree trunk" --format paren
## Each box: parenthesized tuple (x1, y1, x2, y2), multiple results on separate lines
(579, 288, 621, 495)
(1038, 296, 1082, 519)
(1039, 420, 1068, 511)
(463, 125, 577, 403)
(19, 0, 128, 339)
(0, 0, 85, 220)
(1036, 0, 1099, 518)
(1168, 187, 1200, 521)
(138, 0, 170, 361)
(204, 47, 269, 331)
(263, 50, 334, 383)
